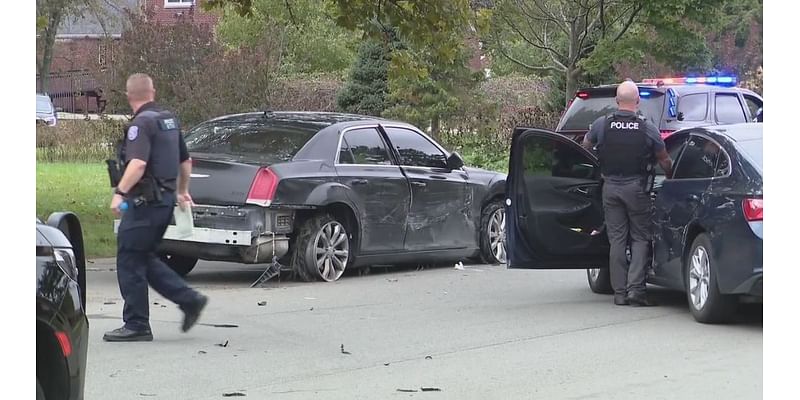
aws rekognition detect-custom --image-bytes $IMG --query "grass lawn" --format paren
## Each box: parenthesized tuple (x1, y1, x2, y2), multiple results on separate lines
(37, 162, 116, 258)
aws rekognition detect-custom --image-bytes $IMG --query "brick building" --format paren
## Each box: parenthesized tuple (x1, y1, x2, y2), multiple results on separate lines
(39, 0, 217, 113)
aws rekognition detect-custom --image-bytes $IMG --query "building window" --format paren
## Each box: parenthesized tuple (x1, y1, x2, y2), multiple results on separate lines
(164, 0, 193, 8)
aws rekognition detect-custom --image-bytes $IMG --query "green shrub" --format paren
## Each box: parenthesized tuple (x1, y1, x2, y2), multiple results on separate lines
(36, 119, 123, 163)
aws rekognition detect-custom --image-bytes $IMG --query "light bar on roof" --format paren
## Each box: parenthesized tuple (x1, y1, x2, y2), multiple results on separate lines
(641, 75, 737, 87)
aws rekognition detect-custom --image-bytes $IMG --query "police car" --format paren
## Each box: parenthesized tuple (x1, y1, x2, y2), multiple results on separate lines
(555, 76, 763, 142)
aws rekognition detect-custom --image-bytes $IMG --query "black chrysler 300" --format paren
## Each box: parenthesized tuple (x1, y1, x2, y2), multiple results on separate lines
(154, 112, 507, 282)
(506, 123, 762, 323)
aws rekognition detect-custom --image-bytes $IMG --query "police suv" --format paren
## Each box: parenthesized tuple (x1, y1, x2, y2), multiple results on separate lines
(555, 76, 763, 142)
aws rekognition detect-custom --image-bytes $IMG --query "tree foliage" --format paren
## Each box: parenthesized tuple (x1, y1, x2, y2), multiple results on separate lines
(482, 0, 727, 105)
(216, 0, 359, 74)
(336, 39, 392, 116)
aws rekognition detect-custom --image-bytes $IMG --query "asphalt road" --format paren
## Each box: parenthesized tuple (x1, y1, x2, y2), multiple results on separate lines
(83, 259, 762, 400)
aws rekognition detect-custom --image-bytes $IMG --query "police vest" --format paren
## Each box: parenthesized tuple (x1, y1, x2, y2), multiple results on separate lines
(597, 114, 651, 177)
(119, 109, 182, 192)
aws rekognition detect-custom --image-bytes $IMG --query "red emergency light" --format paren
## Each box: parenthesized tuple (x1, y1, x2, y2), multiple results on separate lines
(641, 75, 737, 87)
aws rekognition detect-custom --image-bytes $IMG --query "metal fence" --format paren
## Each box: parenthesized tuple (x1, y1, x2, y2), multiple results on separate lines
(36, 71, 112, 114)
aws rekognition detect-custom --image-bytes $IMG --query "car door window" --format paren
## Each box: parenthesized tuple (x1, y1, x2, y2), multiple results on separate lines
(523, 135, 596, 180)
(383, 127, 448, 168)
(677, 93, 708, 121)
(656, 133, 689, 176)
(743, 94, 762, 119)
(672, 135, 720, 179)
(339, 127, 392, 165)
(715, 148, 731, 177)
(715, 94, 747, 124)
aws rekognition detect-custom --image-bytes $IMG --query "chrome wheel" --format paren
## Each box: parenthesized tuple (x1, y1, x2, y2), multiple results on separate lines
(688, 245, 711, 310)
(313, 221, 349, 282)
(588, 268, 600, 281)
(489, 208, 507, 264)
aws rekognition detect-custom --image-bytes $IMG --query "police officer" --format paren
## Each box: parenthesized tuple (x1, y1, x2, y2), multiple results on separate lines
(104, 73, 208, 342)
(582, 81, 673, 307)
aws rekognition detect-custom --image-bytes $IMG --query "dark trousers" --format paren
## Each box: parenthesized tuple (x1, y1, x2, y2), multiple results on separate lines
(116, 191, 198, 331)
(601, 179, 653, 298)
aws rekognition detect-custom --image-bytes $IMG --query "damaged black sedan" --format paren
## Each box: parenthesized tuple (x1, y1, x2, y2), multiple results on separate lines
(156, 112, 507, 281)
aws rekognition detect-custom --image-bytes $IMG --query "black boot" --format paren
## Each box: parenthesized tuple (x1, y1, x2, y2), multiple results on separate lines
(181, 294, 209, 332)
(614, 295, 629, 306)
(103, 326, 153, 342)
(627, 293, 658, 307)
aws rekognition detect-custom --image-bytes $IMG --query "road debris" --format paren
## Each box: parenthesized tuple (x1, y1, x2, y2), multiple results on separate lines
(199, 323, 239, 328)
(222, 392, 247, 397)
(454, 262, 465, 270)
(198, 351, 207, 355)
(425, 355, 433, 360)
(386, 278, 398, 282)
(103, 301, 116, 305)
(421, 387, 442, 392)
(216, 340, 229, 348)
(139, 393, 156, 397)
(397, 389, 418, 393)
(384, 363, 390, 366)
(340, 344, 351, 355)
(258, 301, 267, 306)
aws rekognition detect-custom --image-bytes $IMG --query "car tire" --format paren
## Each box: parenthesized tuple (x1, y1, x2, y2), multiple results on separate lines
(685, 234, 737, 323)
(293, 213, 351, 282)
(161, 254, 198, 276)
(479, 200, 507, 264)
(586, 268, 613, 294)
(36, 379, 45, 400)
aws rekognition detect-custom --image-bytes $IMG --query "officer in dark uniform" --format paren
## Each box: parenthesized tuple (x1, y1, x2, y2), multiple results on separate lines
(583, 81, 673, 307)
(104, 73, 208, 342)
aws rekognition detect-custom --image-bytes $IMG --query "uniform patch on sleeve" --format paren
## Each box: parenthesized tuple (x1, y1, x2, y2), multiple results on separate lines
(127, 125, 139, 141)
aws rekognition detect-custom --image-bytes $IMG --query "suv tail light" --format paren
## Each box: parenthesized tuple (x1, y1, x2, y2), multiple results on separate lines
(246, 167, 279, 206)
(743, 198, 763, 221)
(660, 130, 675, 139)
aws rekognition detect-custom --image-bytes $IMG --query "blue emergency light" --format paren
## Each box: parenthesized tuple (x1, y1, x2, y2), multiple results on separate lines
(642, 75, 737, 87)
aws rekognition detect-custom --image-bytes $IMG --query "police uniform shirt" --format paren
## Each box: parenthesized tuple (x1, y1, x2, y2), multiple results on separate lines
(585, 110, 666, 181)
(124, 102, 190, 191)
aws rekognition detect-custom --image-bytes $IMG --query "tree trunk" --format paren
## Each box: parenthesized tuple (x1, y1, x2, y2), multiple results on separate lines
(564, 69, 577, 107)
(430, 114, 441, 141)
(38, 8, 63, 93)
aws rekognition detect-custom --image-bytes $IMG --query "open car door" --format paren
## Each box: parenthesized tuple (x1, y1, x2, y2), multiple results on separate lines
(506, 127, 609, 269)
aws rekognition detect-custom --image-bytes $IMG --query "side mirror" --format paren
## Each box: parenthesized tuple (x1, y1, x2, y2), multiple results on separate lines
(446, 152, 465, 170)
(676, 111, 685, 121)
(754, 107, 763, 122)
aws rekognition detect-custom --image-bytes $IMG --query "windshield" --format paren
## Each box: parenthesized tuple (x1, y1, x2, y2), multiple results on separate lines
(36, 96, 53, 113)
(558, 94, 665, 131)
(737, 139, 762, 172)
(184, 114, 325, 165)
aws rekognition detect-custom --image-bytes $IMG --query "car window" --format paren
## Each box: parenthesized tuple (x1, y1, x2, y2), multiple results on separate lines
(743, 94, 762, 119)
(677, 93, 707, 121)
(522, 134, 596, 180)
(715, 94, 747, 124)
(656, 133, 690, 176)
(672, 135, 720, 179)
(715, 148, 731, 177)
(558, 93, 665, 131)
(383, 127, 447, 168)
(184, 115, 321, 164)
(339, 127, 392, 165)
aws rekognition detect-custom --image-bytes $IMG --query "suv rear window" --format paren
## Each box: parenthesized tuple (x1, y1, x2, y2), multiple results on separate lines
(184, 114, 323, 164)
(558, 92, 665, 131)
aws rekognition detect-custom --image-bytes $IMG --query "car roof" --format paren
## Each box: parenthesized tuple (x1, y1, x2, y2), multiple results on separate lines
(705, 123, 763, 143)
(204, 111, 389, 128)
(578, 83, 755, 95)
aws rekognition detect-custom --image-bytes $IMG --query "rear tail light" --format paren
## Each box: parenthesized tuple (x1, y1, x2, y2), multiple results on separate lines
(55, 331, 72, 357)
(743, 198, 763, 221)
(246, 167, 279, 206)
(660, 130, 675, 139)
(576, 92, 590, 99)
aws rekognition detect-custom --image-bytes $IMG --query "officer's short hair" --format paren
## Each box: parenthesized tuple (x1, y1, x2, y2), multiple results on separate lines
(126, 73, 155, 101)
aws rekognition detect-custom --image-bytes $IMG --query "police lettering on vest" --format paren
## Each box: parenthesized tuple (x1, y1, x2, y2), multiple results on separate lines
(609, 121, 640, 130)
(598, 113, 652, 178)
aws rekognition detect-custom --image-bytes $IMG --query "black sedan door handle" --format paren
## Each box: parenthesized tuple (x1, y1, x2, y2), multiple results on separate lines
(350, 179, 368, 185)
(411, 181, 427, 187)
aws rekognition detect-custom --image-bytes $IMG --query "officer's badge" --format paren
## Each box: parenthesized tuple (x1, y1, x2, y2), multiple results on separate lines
(127, 126, 139, 141)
